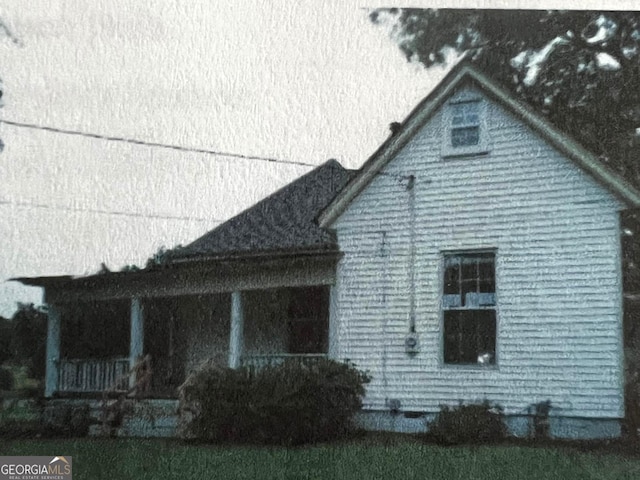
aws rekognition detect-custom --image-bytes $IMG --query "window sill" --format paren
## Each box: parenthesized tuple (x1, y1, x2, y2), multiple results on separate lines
(443, 306, 496, 310)
(440, 363, 499, 372)
(442, 146, 490, 159)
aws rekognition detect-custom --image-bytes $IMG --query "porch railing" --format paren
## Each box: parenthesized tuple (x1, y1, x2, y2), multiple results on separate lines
(240, 353, 327, 370)
(58, 357, 130, 393)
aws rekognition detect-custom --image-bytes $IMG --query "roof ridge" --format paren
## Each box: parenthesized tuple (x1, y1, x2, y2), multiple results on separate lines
(318, 60, 640, 227)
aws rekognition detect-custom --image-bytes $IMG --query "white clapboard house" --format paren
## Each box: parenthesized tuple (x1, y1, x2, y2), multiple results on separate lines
(18, 61, 640, 438)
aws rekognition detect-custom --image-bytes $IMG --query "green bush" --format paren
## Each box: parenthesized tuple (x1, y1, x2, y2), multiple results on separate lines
(179, 358, 370, 445)
(0, 367, 14, 391)
(0, 419, 89, 440)
(44, 404, 91, 438)
(426, 401, 507, 445)
(10, 304, 47, 381)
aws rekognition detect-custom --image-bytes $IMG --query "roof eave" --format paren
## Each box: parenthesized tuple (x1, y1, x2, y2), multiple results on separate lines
(12, 247, 342, 289)
(10, 276, 74, 288)
(466, 67, 640, 209)
(168, 246, 341, 265)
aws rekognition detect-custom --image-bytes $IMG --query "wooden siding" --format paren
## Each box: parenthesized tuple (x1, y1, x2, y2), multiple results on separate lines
(333, 87, 625, 419)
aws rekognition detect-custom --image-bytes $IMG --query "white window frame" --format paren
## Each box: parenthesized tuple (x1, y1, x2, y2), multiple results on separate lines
(441, 251, 498, 367)
(441, 96, 490, 158)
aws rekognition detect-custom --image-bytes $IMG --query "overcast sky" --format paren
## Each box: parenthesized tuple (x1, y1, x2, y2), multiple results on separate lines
(0, 1, 633, 316)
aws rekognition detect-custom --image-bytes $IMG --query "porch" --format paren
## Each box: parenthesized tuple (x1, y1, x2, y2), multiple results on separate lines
(46, 286, 332, 398)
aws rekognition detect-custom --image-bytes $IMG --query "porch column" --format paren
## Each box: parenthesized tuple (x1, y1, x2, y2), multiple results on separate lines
(129, 297, 144, 388)
(228, 291, 244, 368)
(44, 304, 61, 398)
(328, 285, 339, 359)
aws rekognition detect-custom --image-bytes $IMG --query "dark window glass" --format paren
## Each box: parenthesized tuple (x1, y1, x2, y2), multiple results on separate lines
(444, 310, 496, 365)
(479, 280, 495, 294)
(444, 260, 460, 294)
(461, 280, 477, 306)
(461, 258, 478, 281)
(451, 126, 480, 147)
(445, 253, 495, 299)
(479, 259, 494, 280)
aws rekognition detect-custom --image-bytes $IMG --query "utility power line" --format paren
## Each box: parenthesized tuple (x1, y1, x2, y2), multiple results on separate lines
(0, 119, 420, 222)
(0, 119, 418, 181)
(0, 119, 317, 168)
(0, 197, 225, 223)
(0, 119, 316, 223)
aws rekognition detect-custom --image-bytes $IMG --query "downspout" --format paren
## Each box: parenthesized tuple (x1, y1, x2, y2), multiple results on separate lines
(380, 231, 389, 404)
(407, 175, 416, 334)
(402, 174, 420, 358)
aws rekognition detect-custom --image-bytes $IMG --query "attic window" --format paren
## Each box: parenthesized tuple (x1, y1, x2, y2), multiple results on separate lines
(442, 98, 489, 157)
(451, 101, 480, 147)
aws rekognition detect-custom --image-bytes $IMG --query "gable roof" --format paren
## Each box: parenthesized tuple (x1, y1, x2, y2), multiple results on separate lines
(170, 159, 356, 262)
(318, 61, 640, 228)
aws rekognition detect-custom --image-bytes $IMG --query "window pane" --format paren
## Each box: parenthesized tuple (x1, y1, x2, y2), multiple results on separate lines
(462, 280, 477, 306)
(443, 294, 461, 308)
(444, 253, 495, 306)
(479, 280, 495, 294)
(444, 310, 496, 365)
(466, 112, 479, 124)
(478, 258, 495, 281)
(443, 311, 462, 363)
(478, 293, 495, 307)
(459, 316, 478, 363)
(461, 257, 478, 281)
(452, 113, 465, 126)
(444, 261, 459, 294)
(451, 104, 465, 125)
(451, 127, 480, 147)
(476, 311, 496, 364)
(452, 101, 479, 126)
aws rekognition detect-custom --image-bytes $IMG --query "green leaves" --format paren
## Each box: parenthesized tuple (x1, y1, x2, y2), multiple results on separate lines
(178, 358, 369, 445)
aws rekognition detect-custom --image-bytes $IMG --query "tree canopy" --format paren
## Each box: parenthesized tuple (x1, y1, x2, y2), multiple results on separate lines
(10, 303, 47, 378)
(0, 315, 12, 364)
(371, 9, 640, 184)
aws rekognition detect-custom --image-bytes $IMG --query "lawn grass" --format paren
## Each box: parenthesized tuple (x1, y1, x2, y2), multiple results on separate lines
(2, 435, 640, 480)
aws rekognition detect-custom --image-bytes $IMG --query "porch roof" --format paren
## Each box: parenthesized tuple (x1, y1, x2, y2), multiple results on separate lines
(13, 160, 354, 301)
(14, 250, 341, 302)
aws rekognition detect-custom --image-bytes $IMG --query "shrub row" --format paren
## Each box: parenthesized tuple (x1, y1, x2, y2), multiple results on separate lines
(179, 358, 370, 445)
(0, 367, 14, 391)
(426, 401, 507, 444)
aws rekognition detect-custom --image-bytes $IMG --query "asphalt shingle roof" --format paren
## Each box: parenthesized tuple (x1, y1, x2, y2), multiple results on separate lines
(170, 159, 356, 260)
